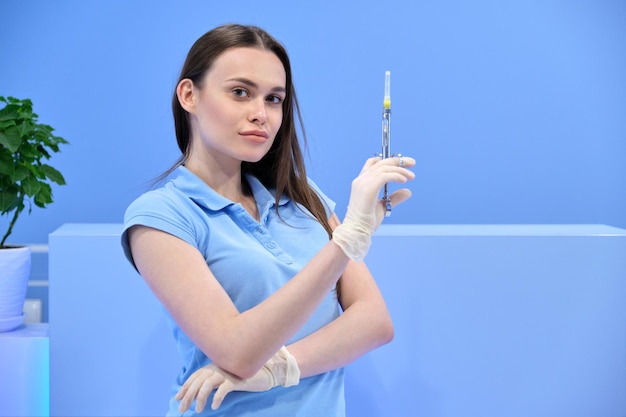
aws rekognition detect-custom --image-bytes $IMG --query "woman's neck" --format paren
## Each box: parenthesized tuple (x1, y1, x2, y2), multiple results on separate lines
(185, 159, 259, 221)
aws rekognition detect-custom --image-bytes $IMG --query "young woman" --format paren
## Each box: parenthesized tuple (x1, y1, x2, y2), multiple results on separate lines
(122, 24, 415, 416)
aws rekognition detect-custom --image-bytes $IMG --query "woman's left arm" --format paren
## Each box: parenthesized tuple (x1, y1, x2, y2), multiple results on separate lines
(286, 212, 394, 378)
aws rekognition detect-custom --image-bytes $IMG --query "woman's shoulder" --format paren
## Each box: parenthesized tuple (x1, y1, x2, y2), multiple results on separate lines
(123, 177, 206, 230)
(125, 167, 206, 217)
(125, 185, 182, 215)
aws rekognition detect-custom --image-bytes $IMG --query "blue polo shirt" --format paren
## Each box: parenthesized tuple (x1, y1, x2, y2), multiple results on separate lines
(122, 166, 345, 416)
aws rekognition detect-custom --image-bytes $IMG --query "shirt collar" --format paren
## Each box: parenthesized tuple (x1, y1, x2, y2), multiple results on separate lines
(245, 174, 290, 209)
(169, 166, 289, 212)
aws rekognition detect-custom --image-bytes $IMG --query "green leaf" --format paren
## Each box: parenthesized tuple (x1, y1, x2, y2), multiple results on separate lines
(34, 182, 52, 207)
(35, 144, 52, 160)
(41, 164, 66, 185)
(12, 164, 29, 182)
(20, 142, 39, 159)
(19, 124, 37, 142)
(0, 188, 20, 213)
(21, 175, 41, 197)
(0, 125, 22, 153)
(0, 150, 14, 176)
(0, 105, 19, 123)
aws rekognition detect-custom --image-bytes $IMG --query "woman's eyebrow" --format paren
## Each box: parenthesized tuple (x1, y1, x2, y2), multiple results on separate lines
(227, 77, 286, 93)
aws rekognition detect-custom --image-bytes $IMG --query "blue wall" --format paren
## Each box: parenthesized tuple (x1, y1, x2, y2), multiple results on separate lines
(1, 0, 625, 245)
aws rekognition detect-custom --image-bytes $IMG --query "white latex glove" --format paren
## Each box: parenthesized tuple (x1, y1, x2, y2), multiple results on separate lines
(175, 346, 300, 413)
(333, 155, 415, 262)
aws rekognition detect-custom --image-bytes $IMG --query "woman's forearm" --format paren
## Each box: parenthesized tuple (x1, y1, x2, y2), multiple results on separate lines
(286, 296, 394, 378)
(233, 241, 353, 372)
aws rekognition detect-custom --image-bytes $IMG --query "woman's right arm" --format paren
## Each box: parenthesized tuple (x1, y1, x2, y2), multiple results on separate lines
(128, 224, 349, 379)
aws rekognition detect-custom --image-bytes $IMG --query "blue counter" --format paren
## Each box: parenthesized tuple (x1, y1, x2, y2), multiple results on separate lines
(0, 323, 49, 417)
(48, 224, 626, 416)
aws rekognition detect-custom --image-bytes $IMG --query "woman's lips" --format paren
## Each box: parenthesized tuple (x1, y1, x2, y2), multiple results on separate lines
(239, 130, 269, 143)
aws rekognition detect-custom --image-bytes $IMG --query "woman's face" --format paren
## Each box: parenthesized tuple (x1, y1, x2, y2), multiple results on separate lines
(183, 47, 286, 168)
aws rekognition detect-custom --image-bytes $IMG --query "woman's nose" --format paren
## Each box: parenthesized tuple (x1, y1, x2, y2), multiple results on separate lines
(248, 99, 267, 124)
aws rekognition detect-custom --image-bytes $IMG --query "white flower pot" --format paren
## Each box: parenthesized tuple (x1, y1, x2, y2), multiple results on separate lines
(0, 245, 31, 332)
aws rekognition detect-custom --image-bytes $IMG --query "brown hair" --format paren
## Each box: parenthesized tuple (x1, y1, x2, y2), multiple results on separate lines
(169, 24, 332, 238)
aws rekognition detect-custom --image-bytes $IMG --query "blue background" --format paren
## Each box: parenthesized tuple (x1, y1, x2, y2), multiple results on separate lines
(1, 0, 625, 242)
(1, 2, 625, 415)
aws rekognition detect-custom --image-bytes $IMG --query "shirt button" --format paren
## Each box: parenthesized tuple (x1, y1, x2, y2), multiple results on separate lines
(266, 242, 276, 249)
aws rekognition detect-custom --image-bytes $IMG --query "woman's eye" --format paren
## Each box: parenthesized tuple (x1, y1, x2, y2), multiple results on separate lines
(233, 88, 249, 98)
(267, 95, 283, 104)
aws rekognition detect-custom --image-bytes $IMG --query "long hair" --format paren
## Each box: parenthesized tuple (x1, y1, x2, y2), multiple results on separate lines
(169, 24, 332, 238)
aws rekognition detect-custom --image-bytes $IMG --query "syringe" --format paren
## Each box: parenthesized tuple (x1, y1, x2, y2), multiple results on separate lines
(382, 70, 392, 216)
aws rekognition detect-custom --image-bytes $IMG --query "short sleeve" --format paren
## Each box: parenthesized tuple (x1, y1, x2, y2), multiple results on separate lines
(121, 190, 198, 271)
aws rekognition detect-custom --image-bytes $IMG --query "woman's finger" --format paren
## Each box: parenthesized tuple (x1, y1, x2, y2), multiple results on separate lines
(194, 376, 223, 413)
(389, 188, 412, 208)
(178, 375, 205, 412)
(359, 156, 384, 173)
(380, 155, 415, 168)
(354, 165, 415, 196)
(211, 380, 236, 410)
(360, 156, 415, 180)
(369, 155, 415, 169)
(178, 368, 221, 413)
(175, 371, 200, 401)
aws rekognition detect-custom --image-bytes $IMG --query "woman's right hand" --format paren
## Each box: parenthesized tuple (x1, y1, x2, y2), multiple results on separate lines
(176, 347, 300, 413)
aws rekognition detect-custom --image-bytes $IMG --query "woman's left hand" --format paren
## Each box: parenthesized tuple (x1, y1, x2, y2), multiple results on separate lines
(175, 363, 274, 412)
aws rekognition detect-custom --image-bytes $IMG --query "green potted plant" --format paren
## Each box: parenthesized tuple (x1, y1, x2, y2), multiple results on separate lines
(0, 96, 68, 332)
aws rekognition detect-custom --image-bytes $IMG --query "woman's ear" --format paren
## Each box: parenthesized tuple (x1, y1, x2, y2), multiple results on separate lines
(176, 79, 196, 113)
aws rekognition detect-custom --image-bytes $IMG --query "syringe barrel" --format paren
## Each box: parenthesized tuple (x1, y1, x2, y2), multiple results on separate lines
(382, 109, 391, 158)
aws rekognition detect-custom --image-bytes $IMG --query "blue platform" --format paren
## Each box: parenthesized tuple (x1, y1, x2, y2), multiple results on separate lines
(0, 323, 49, 417)
(46, 223, 626, 417)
